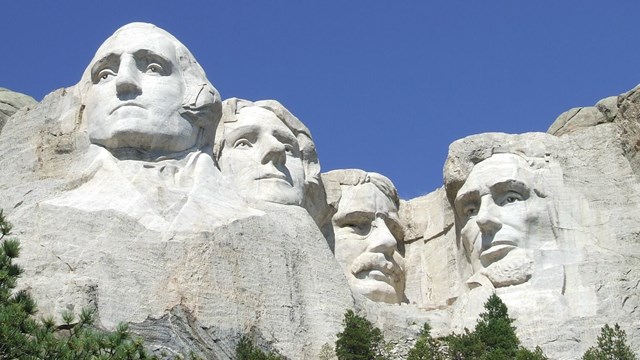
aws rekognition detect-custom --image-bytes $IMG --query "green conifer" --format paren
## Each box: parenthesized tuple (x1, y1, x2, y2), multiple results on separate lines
(0, 209, 157, 359)
(407, 323, 445, 360)
(235, 335, 284, 360)
(583, 323, 637, 360)
(335, 309, 386, 360)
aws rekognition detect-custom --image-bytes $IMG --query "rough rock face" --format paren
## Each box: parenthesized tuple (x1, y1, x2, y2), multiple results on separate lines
(0, 22, 354, 360)
(398, 188, 457, 310)
(377, 91, 640, 358)
(549, 84, 640, 184)
(439, 130, 640, 358)
(547, 95, 618, 137)
(0, 86, 353, 359)
(0, 87, 37, 132)
(1, 21, 640, 360)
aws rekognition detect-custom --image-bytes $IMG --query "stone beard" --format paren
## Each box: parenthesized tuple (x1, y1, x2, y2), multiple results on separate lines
(454, 153, 553, 288)
(330, 179, 405, 304)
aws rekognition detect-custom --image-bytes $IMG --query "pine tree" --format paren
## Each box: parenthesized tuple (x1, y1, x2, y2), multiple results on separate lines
(445, 328, 484, 360)
(335, 309, 386, 360)
(0, 209, 157, 359)
(444, 293, 549, 360)
(0, 209, 39, 357)
(319, 342, 337, 360)
(474, 293, 520, 359)
(515, 346, 548, 360)
(583, 323, 637, 360)
(407, 323, 445, 360)
(235, 335, 284, 360)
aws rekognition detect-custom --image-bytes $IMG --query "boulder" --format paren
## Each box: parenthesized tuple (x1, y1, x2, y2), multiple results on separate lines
(0, 87, 37, 132)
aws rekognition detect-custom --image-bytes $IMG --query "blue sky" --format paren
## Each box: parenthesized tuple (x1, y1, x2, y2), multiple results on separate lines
(2, 1, 639, 199)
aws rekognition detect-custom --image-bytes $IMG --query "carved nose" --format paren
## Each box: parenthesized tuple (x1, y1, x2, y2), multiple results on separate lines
(260, 136, 286, 165)
(366, 217, 397, 258)
(475, 196, 502, 236)
(116, 56, 142, 96)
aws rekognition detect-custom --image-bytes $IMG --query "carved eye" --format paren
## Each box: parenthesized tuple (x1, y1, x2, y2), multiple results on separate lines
(233, 139, 252, 149)
(284, 144, 294, 155)
(146, 63, 163, 74)
(340, 219, 372, 237)
(499, 192, 524, 206)
(98, 69, 116, 81)
(341, 222, 372, 237)
(464, 206, 478, 217)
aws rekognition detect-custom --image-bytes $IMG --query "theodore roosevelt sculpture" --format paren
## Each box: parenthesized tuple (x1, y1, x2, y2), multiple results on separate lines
(79, 22, 220, 159)
(322, 169, 405, 304)
(216, 98, 321, 208)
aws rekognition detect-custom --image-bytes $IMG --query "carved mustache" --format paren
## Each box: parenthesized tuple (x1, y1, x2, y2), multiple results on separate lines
(350, 252, 404, 284)
(465, 226, 519, 254)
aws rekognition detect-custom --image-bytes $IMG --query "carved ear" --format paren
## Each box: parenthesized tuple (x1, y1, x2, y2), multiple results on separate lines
(176, 40, 222, 131)
(181, 84, 221, 127)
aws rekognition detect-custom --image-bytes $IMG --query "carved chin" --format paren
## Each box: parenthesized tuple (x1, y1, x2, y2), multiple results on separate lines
(251, 187, 303, 206)
(481, 251, 533, 288)
(350, 278, 401, 304)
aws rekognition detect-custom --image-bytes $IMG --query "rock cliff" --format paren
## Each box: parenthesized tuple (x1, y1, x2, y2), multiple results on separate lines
(0, 22, 638, 359)
(0, 87, 37, 132)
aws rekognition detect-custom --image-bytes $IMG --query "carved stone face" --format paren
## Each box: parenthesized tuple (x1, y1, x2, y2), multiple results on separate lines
(84, 26, 196, 153)
(218, 107, 305, 205)
(332, 183, 405, 304)
(454, 153, 549, 287)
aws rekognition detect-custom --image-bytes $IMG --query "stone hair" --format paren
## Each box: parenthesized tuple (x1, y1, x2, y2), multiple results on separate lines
(323, 169, 400, 211)
(444, 135, 555, 206)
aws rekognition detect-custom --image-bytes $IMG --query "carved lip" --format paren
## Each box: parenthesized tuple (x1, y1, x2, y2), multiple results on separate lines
(357, 268, 393, 285)
(256, 173, 288, 181)
(480, 240, 517, 264)
(354, 262, 399, 285)
(110, 102, 145, 115)
(366, 270, 393, 284)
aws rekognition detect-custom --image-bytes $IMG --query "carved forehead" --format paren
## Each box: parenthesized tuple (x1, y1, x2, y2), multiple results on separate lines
(335, 183, 398, 217)
(80, 23, 189, 90)
(92, 24, 180, 62)
(224, 100, 312, 140)
(233, 106, 287, 128)
(223, 107, 297, 145)
(457, 153, 534, 196)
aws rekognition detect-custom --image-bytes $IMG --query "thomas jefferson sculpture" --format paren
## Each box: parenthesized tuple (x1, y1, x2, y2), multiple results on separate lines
(216, 98, 321, 208)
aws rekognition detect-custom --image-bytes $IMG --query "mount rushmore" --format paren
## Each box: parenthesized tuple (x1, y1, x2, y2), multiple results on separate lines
(0, 23, 638, 359)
